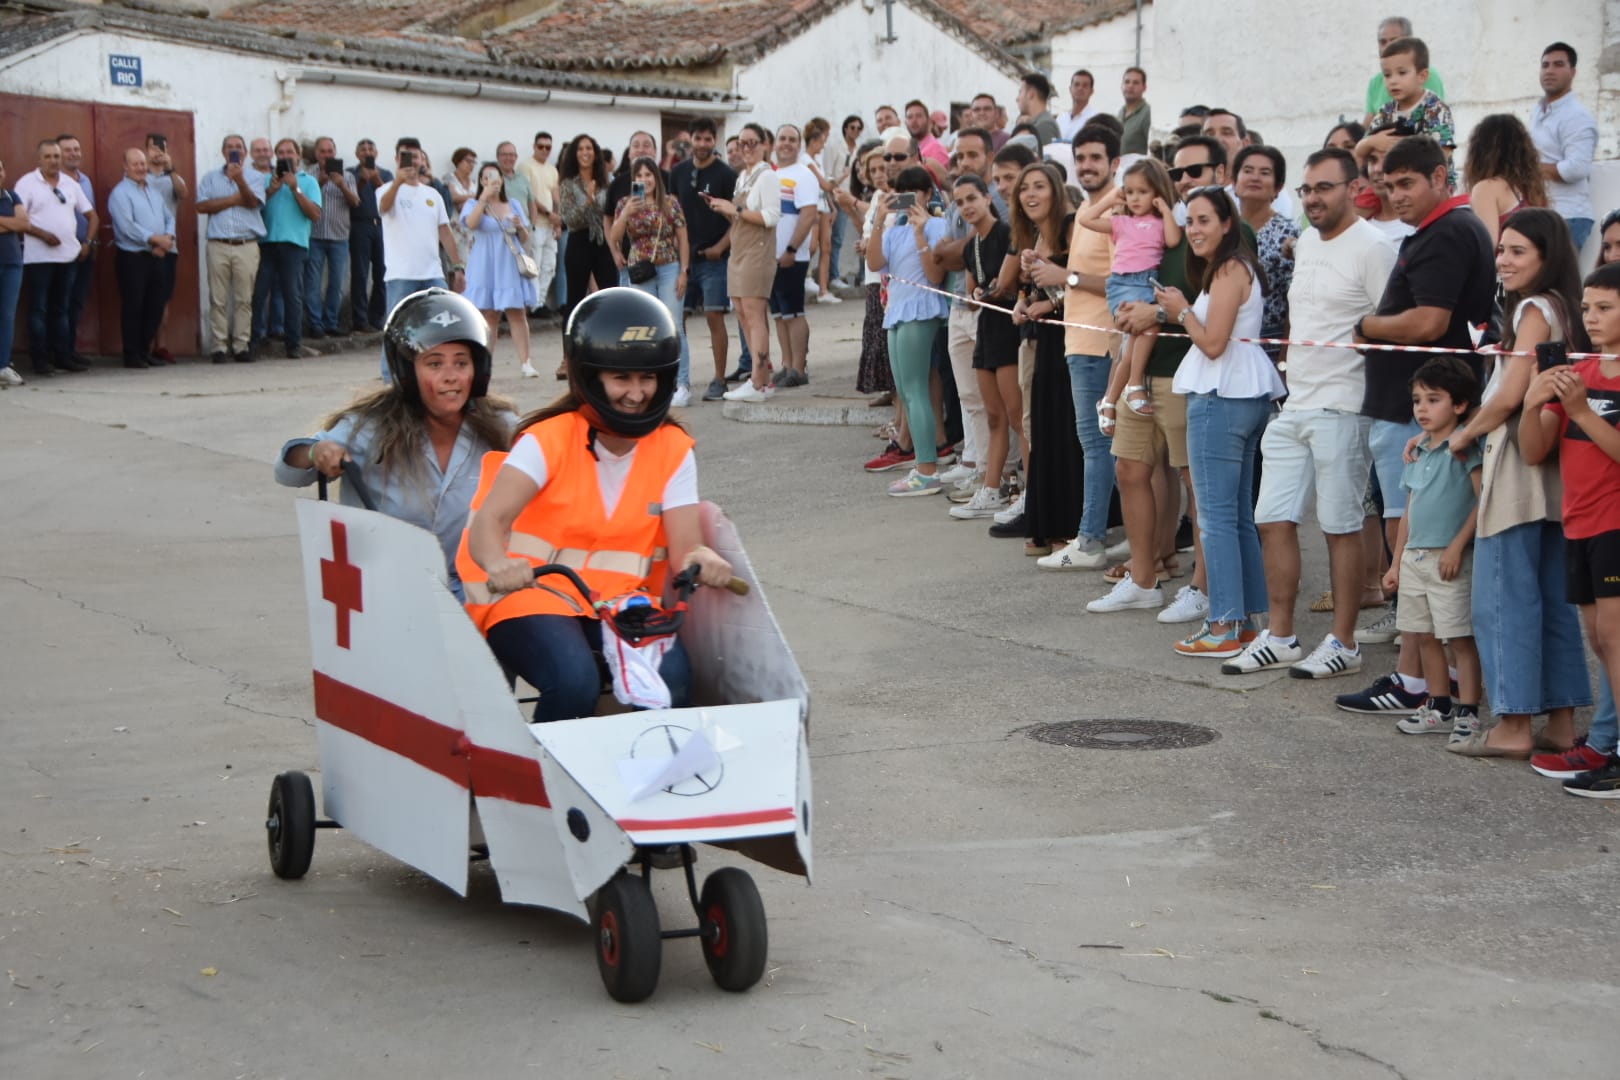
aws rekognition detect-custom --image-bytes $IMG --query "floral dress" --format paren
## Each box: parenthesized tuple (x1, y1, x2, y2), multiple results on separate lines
(1253, 213, 1298, 358)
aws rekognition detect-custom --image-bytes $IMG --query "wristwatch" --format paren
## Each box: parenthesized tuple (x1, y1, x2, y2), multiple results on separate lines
(785, 243, 798, 254)
(449, 262, 465, 273)
(1065, 271, 1082, 290)
(1177, 308, 1191, 325)
(1154, 306, 1168, 326)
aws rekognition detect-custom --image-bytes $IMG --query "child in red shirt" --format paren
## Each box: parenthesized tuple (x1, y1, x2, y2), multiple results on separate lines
(1521, 262, 1620, 797)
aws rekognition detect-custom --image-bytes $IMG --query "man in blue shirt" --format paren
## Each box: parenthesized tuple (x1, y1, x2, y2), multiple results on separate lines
(107, 148, 176, 368)
(56, 134, 98, 368)
(347, 138, 392, 332)
(251, 137, 321, 358)
(196, 134, 266, 362)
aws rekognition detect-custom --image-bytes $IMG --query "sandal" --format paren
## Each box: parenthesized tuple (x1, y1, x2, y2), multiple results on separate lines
(1103, 560, 1170, 584)
(1026, 539, 1052, 557)
(1310, 588, 1387, 613)
(1161, 555, 1184, 579)
(1309, 590, 1335, 613)
(1122, 384, 1154, 416)
(1097, 399, 1116, 437)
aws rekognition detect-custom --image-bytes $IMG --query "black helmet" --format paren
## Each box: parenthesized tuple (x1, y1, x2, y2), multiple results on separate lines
(564, 287, 679, 439)
(383, 289, 492, 405)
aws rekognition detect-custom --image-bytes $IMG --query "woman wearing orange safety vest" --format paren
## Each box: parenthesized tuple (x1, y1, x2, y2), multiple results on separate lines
(459, 287, 732, 722)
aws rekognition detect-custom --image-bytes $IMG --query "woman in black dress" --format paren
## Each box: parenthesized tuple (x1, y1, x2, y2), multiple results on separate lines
(1009, 162, 1081, 554)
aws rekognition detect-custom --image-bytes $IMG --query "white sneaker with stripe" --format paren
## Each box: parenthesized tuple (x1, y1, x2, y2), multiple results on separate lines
(1289, 634, 1364, 680)
(1220, 629, 1302, 674)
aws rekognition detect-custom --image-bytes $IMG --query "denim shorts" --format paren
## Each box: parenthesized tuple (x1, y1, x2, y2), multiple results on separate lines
(1105, 268, 1156, 317)
(1368, 418, 1421, 519)
(685, 257, 730, 313)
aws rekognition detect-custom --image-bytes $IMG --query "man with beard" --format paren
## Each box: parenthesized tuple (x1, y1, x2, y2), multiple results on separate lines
(671, 118, 737, 400)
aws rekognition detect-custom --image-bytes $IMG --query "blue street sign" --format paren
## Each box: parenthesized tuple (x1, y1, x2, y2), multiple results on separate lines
(109, 55, 142, 88)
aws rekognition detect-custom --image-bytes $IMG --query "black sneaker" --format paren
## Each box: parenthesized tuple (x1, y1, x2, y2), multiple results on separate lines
(1563, 754, 1620, 799)
(1175, 514, 1194, 552)
(726, 365, 750, 383)
(987, 514, 1026, 538)
(211, 350, 229, 364)
(1334, 672, 1426, 714)
(307, 326, 326, 340)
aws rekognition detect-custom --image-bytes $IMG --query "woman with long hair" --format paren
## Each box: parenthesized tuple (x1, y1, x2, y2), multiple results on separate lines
(610, 156, 691, 404)
(460, 288, 730, 723)
(557, 135, 619, 374)
(607, 131, 660, 281)
(1597, 208, 1620, 266)
(462, 161, 538, 378)
(844, 141, 895, 402)
(1444, 208, 1599, 759)
(1156, 187, 1285, 658)
(274, 289, 514, 601)
(1464, 114, 1550, 246)
(1010, 161, 1081, 555)
(707, 123, 781, 402)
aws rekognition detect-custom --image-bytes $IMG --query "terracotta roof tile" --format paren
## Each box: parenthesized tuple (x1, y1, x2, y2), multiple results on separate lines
(934, 0, 1140, 46)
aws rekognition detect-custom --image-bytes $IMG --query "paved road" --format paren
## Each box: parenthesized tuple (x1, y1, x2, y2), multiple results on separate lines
(4, 306, 1617, 1079)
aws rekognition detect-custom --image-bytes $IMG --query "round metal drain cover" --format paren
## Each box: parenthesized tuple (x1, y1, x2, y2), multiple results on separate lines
(1026, 719, 1219, 751)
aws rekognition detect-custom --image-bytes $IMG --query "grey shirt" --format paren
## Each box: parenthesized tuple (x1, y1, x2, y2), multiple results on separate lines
(308, 169, 353, 242)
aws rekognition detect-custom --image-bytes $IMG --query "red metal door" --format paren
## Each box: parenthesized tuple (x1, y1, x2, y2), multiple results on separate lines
(1, 95, 198, 357)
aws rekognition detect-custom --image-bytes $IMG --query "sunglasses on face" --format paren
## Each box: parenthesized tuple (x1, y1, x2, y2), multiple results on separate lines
(1167, 162, 1213, 182)
(883, 153, 909, 162)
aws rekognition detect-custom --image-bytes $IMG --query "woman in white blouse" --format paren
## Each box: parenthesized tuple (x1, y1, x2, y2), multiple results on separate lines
(705, 123, 780, 400)
(1154, 188, 1285, 659)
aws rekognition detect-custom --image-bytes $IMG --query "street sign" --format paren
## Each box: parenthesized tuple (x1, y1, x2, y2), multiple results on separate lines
(109, 55, 142, 88)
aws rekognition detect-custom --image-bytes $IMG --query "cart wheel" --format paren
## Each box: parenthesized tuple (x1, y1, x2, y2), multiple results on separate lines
(266, 771, 316, 880)
(593, 871, 662, 1003)
(699, 867, 768, 992)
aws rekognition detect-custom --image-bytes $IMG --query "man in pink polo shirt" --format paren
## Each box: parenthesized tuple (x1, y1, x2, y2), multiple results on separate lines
(905, 100, 949, 168)
(16, 138, 93, 375)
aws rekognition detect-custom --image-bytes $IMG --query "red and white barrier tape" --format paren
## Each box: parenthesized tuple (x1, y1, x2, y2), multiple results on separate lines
(885, 275, 1618, 362)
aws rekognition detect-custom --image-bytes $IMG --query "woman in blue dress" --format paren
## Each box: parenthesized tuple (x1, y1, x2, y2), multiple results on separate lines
(463, 162, 540, 377)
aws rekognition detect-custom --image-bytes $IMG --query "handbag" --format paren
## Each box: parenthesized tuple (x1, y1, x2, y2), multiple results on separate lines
(500, 218, 539, 279)
(626, 200, 667, 284)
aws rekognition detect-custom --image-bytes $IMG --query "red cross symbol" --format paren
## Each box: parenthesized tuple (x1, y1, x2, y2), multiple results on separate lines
(320, 519, 364, 650)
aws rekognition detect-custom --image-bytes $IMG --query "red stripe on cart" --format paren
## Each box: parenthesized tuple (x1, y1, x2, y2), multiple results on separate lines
(617, 807, 796, 831)
(468, 746, 551, 808)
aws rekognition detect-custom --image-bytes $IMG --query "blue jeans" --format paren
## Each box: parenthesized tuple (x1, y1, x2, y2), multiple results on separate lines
(252, 242, 306, 348)
(487, 614, 693, 724)
(23, 262, 73, 369)
(1472, 521, 1592, 716)
(65, 248, 94, 354)
(829, 208, 848, 283)
(303, 238, 349, 333)
(1187, 393, 1272, 624)
(379, 277, 446, 379)
(553, 229, 569, 310)
(1065, 354, 1118, 543)
(1593, 670, 1618, 754)
(0, 263, 21, 370)
(1568, 217, 1595, 252)
(633, 261, 689, 388)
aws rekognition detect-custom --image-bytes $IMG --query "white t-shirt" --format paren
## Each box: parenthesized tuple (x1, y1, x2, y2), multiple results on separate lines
(1284, 218, 1399, 413)
(1364, 214, 1416, 244)
(773, 162, 819, 262)
(504, 433, 698, 518)
(1057, 104, 1102, 143)
(381, 181, 450, 281)
(15, 169, 91, 264)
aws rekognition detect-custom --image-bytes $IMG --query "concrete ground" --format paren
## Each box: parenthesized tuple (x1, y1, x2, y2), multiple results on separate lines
(3, 300, 1617, 1079)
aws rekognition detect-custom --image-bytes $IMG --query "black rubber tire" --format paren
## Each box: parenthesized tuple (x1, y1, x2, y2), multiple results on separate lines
(267, 771, 316, 880)
(592, 872, 662, 1003)
(699, 867, 768, 992)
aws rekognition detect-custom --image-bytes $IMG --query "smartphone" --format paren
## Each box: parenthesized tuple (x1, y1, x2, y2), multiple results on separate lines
(890, 192, 917, 212)
(362, 154, 376, 170)
(632, 181, 646, 200)
(151, 134, 167, 151)
(1147, 275, 1163, 291)
(326, 157, 344, 174)
(1537, 341, 1570, 372)
(276, 158, 293, 176)
(228, 149, 241, 165)
(400, 150, 416, 169)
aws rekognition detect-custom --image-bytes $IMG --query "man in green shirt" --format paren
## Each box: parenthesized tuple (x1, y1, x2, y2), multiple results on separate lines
(1362, 16, 1444, 123)
(1118, 67, 1152, 156)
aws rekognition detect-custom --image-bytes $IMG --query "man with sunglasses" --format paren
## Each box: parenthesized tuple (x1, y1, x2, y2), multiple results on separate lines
(516, 131, 560, 312)
(16, 139, 92, 375)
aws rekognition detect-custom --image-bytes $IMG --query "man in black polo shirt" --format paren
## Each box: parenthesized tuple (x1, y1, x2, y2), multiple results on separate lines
(671, 118, 737, 402)
(1340, 134, 1494, 715)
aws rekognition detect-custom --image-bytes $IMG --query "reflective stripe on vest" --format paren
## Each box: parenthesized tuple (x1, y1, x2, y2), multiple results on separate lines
(455, 412, 694, 633)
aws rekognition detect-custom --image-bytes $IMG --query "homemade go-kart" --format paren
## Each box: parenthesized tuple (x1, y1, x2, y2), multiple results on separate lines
(265, 467, 810, 1002)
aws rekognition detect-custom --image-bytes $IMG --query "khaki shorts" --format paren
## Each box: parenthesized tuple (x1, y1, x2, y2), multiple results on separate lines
(1395, 547, 1473, 640)
(1110, 375, 1188, 468)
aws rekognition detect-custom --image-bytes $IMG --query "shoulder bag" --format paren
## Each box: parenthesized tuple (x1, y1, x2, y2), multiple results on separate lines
(627, 199, 668, 285)
(499, 211, 539, 279)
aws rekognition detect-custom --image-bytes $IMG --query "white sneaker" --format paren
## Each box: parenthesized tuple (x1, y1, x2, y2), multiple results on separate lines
(1037, 537, 1108, 570)
(1220, 630, 1303, 674)
(1105, 536, 1131, 559)
(1087, 577, 1163, 613)
(993, 492, 1026, 525)
(1358, 607, 1399, 644)
(946, 475, 981, 503)
(1395, 703, 1454, 735)
(937, 462, 977, 486)
(1289, 634, 1364, 680)
(815, 291, 843, 304)
(949, 487, 1009, 519)
(671, 384, 692, 407)
(722, 382, 772, 403)
(1156, 585, 1209, 624)
(0, 366, 23, 387)
(805, 278, 820, 296)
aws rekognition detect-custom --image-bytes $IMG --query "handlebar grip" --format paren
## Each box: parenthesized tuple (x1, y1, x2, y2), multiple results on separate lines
(724, 577, 750, 596)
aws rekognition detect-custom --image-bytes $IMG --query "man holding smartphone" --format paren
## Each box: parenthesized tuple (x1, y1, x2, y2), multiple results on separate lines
(377, 138, 462, 380)
(143, 133, 188, 362)
(304, 136, 357, 338)
(251, 137, 321, 359)
(346, 138, 392, 332)
(196, 134, 266, 361)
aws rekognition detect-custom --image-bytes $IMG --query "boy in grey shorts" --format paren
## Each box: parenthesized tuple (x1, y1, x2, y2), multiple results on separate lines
(1384, 357, 1483, 740)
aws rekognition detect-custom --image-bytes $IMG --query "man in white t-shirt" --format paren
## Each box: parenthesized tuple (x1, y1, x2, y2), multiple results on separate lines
(1056, 69, 1102, 143)
(769, 124, 820, 387)
(379, 138, 463, 378)
(516, 130, 561, 311)
(16, 138, 94, 375)
(1227, 148, 1398, 680)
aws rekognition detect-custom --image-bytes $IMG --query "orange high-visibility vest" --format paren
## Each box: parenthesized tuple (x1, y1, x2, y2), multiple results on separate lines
(456, 412, 695, 633)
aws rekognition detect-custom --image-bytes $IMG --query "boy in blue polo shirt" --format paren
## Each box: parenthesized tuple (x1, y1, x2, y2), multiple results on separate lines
(1383, 356, 1483, 739)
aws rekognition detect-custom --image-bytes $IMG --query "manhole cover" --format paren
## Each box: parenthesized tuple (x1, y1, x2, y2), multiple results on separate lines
(1025, 719, 1219, 751)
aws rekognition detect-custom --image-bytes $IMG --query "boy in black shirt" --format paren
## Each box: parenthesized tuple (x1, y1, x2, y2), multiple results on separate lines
(670, 119, 738, 401)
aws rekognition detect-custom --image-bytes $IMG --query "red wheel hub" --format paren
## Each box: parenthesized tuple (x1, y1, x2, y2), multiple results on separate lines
(706, 903, 729, 958)
(599, 910, 620, 967)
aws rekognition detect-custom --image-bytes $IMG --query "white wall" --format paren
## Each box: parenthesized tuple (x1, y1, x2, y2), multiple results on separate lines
(734, 0, 1019, 134)
(1049, 8, 1151, 119)
(1053, 0, 1612, 173)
